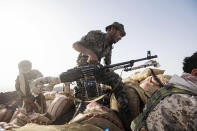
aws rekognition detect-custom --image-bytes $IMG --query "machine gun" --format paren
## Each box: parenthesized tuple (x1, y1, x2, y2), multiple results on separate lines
(59, 51, 157, 115)
(30, 51, 157, 117)
(31, 51, 157, 115)
(59, 51, 157, 83)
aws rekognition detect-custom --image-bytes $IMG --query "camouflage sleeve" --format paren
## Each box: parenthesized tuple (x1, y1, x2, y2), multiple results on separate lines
(31, 69, 43, 78)
(15, 76, 24, 98)
(104, 49, 112, 65)
(36, 70, 43, 77)
(77, 30, 102, 49)
(146, 94, 197, 131)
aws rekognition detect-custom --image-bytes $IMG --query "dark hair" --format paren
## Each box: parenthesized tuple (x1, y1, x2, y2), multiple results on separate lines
(183, 52, 197, 73)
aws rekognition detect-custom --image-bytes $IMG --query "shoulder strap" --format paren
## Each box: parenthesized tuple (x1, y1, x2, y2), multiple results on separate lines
(150, 68, 164, 88)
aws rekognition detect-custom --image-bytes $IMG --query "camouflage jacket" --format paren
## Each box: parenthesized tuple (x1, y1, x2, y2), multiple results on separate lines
(15, 69, 43, 99)
(76, 30, 113, 66)
(146, 74, 197, 131)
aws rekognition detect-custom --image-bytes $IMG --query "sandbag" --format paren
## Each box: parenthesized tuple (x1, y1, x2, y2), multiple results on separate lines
(43, 91, 57, 100)
(129, 68, 165, 82)
(47, 94, 74, 121)
(12, 123, 104, 131)
(63, 123, 104, 131)
(0, 105, 14, 123)
(9, 108, 28, 127)
(122, 77, 138, 84)
(70, 102, 124, 131)
(28, 113, 52, 125)
(9, 108, 52, 127)
(140, 81, 159, 96)
(140, 74, 171, 96)
(0, 122, 19, 130)
(141, 74, 171, 85)
(13, 103, 122, 131)
(44, 91, 57, 111)
(45, 100, 53, 111)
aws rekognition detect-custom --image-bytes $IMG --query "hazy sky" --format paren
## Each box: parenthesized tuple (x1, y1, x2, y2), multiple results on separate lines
(0, 0, 197, 92)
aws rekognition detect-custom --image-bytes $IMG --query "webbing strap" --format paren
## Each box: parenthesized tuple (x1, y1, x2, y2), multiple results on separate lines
(149, 68, 164, 88)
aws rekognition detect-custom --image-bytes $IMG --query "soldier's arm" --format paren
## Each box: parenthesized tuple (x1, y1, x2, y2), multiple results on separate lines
(73, 42, 96, 57)
(104, 50, 112, 65)
(73, 42, 99, 64)
(15, 76, 24, 99)
(73, 30, 103, 64)
(31, 69, 43, 78)
(36, 70, 43, 78)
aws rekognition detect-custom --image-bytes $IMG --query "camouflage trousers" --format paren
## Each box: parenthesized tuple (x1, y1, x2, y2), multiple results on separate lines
(73, 66, 133, 130)
(74, 68, 123, 97)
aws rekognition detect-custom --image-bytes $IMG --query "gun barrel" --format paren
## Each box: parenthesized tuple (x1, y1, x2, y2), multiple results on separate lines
(60, 68, 83, 83)
(103, 55, 157, 69)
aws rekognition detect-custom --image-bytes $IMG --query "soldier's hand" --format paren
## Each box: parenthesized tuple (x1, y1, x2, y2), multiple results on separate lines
(87, 54, 99, 64)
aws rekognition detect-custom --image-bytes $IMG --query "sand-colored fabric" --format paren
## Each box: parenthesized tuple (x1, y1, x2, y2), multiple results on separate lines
(47, 95, 74, 121)
(9, 108, 52, 127)
(129, 68, 165, 82)
(141, 74, 171, 85)
(70, 102, 124, 131)
(140, 83, 160, 97)
(122, 77, 137, 83)
(11, 123, 104, 131)
(43, 91, 57, 100)
(11, 123, 65, 131)
(9, 108, 28, 126)
(44, 91, 57, 111)
(0, 122, 19, 130)
(45, 100, 53, 111)
(140, 74, 172, 96)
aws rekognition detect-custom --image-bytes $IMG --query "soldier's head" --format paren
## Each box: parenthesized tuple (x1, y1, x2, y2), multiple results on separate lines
(105, 22, 126, 44)
(183, 51, 197, 76)
(18, 60, 32, 73)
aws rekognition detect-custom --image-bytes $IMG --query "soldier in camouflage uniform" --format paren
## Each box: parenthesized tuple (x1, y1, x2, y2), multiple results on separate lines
(74, 22, 125, 67)
(73, 22, 125, 94)
(72, 22, 133, 130)
(15, 60, 46, 113)
(131, 52, 197, 131)
(29, 22, 138, 130)
(73, 21, 125, 88)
